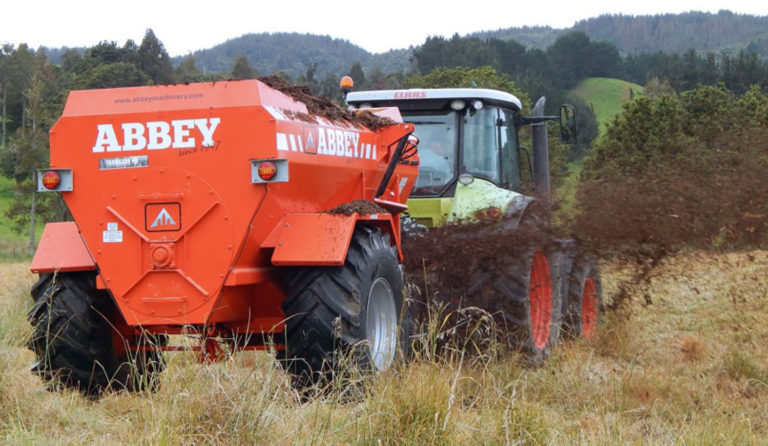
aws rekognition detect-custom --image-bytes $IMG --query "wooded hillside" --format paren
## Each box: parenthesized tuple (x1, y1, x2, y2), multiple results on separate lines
(474, 10, 768, 57)
(35, 11, 768, 87)
(575, 10, 768, 55)
(176, 33, 411, 80)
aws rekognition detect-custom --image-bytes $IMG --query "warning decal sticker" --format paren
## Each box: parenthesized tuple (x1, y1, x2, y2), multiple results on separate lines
(103, 222, 123, 243)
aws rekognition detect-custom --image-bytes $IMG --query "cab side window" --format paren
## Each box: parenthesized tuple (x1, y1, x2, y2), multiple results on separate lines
(463, 107, 500, 183)
(499, 109, 521, 191)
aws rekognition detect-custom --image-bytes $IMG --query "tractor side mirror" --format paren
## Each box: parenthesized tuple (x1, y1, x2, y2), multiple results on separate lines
(559, 104, 577, 144)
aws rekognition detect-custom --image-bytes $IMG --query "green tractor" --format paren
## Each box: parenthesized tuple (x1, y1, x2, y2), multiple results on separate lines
(347, 87, 601, 360)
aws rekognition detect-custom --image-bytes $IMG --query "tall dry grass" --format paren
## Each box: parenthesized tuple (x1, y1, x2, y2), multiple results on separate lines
(1, 251, 767, 444)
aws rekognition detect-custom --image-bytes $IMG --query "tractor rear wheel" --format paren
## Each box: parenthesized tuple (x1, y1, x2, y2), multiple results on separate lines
(280, 226, 409, 392)
(28, 272, 162, 396)
(563, 255, 603, 339)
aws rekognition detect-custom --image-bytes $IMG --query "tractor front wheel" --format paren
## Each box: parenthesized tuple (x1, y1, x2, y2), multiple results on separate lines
(498, 244, 563, 363)
(488, 212, 564, 363)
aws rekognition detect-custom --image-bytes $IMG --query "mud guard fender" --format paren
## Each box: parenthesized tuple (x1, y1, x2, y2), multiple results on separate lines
(30, 222, 97, 273)
(503, 196, 550, 231)
(262, 213, 401, 266)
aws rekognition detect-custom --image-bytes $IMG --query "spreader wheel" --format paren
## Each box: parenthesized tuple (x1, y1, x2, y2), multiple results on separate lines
(28, 272, 163, 397)
(280, 226, 410, 392)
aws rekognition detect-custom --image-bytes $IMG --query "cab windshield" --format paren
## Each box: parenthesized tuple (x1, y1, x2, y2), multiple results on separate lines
(405, 111, 457, 196)
(404, 105, 521, 196)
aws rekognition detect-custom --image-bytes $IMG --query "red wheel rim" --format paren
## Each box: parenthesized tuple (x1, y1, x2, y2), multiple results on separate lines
(581, 277, 598, 338)
(529, 251, 552, 350)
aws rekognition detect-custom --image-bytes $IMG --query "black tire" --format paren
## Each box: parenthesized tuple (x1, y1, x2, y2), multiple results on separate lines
(463, 214, 563, 363)
(495, 240, 563, 363)
(546, 240, 574, 346)
(28, 272, 162, 396)
(552, 239, 579, 337)
(280, 226, 410, 391)
(563, 254, 603, 339)
(125, 332, 167, 392)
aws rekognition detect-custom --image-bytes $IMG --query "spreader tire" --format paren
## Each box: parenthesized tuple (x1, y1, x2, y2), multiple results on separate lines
(29, 272, 128, 396)
(281, 226, 410, 390)
(563, 254, 603, 339)
(28, 272, 163, 396)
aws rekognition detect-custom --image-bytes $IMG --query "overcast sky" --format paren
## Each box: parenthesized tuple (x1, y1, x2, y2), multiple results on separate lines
(4, 1, 768, 56)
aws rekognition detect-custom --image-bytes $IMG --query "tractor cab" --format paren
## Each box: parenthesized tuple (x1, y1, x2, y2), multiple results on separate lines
(348, 88, 570, 227)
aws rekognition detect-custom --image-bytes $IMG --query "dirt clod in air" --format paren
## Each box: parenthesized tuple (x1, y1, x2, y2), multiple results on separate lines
(402, 219, 556, 354)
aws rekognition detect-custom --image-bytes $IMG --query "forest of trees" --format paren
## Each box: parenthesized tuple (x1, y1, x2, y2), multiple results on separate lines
(2, 11, 768, 251)
(413, 32, 768, 95)
(0, 30, 184, 252)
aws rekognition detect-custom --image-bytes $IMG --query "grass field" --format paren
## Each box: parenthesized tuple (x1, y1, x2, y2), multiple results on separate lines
(554, 77, 646, 221)
(571, 78, 645, 133)
(2, 250, 767, 444)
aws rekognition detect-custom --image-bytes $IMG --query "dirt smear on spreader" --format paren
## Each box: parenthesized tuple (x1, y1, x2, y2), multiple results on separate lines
(325, 200, 389, 216)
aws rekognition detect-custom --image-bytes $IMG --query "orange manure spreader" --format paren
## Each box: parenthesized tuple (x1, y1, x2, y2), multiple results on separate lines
(29, 78, 418, 395)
